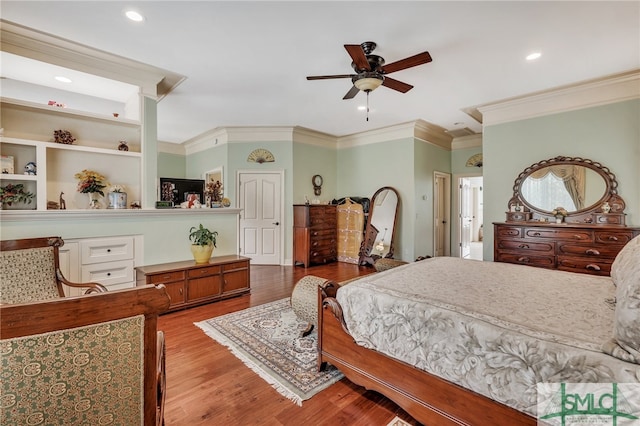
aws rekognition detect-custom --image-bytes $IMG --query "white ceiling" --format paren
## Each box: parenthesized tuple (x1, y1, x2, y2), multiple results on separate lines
(1, 1, 638, 144)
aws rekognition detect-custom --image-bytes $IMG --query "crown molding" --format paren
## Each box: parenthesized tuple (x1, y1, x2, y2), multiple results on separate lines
(337, 120, 451, 150)
(0, 19, 185, 99)
(451, 134, 482, 150)
(477, 69, 640, 126)
(292, 127, 337, 148)
(183, 127, 229, 155)
(157, 141, 185, 155)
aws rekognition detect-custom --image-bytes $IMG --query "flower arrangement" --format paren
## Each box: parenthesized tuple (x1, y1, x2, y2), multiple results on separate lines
(74, 169, 107, 195)
(108, 184, 126, 193)
(205, 180, 224, 204)
(551, 207, 568, 217)
(0, 183, 35, 206)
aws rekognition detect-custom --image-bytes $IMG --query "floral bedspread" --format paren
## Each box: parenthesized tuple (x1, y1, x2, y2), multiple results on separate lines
(336, 257, 640, 417)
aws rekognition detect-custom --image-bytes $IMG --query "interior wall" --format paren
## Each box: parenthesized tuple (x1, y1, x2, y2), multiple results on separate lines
(292, 142, 337, 205)
(158, 152, 186, 179)
(483, 99, 640, 260)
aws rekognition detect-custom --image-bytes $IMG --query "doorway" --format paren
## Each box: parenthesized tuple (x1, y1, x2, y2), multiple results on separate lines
(433, 171, 451, 257)
(238, 171, 283, 265)
(457, 176, 483, 260)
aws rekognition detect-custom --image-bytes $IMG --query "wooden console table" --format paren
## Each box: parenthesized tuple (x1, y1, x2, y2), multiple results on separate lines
(136, 255, 250, 312)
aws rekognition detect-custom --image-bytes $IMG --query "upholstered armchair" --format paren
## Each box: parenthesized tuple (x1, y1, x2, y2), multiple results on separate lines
(0, 284, 170, 425)
(0, 236, 107, 304)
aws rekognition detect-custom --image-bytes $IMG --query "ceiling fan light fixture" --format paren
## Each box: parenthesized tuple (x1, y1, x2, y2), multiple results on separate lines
(354, 76, 384, 92)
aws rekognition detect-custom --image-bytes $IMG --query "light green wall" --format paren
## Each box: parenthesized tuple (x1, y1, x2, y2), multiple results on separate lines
(483, 99, 640, 260)
(0, 211, 240, 265)
(292, 143, 337, 204)
(414, 140, 452, 259)
(158, 152, 186, 178)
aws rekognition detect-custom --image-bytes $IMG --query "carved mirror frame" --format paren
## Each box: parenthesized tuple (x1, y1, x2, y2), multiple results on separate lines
(359, 186, 400, 266)
(507, 156, 627, 225)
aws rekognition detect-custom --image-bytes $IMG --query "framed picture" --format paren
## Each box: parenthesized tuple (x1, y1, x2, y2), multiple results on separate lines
(204, 167, 223, 187)
(1, 155, 14, 174)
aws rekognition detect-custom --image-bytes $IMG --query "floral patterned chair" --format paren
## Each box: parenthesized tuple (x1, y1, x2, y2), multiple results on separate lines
(0, 236, 107, 304)
(0, 284, 170, 425)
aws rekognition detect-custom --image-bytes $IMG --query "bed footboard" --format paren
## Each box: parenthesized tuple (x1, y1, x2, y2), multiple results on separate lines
(318, 286, 536, 426)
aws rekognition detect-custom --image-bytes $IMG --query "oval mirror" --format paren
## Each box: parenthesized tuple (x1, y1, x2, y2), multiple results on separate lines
(508, 156, 624, 223)
(519, 165, 607, 213)
(359, 187, 400, 266)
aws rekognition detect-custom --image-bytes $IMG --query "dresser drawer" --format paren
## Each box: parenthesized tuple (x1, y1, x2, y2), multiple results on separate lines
(309, 229, 336, 239)
(80, 237, 134, 264)
(147, 270, 185, 284)
(495, 252, 555, 269)
(187, 265, 221, 278)
(524, 228, 593, 242)
(495, 226, 523, 238)
(594, 231, 636, 245)
(557, 257, 612, 276)
(223, 260, 249, 272)
(81, 259, 135, 286)
(495, 238, 554, 254)
(556, 243, 622, 259)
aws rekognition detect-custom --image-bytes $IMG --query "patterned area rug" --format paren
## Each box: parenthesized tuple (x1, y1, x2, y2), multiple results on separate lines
(195, 298, 344, 405)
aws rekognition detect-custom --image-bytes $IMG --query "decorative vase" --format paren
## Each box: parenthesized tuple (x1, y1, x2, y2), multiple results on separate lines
(108, 191, 128, 209)
(555, 215, 563, 224)
(88, 193, 102, 209)
(191, 244, 213, 263)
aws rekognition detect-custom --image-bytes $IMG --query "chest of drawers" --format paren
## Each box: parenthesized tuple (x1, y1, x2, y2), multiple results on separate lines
(136, 255, 250, 312)
(494, 222, 640, 276)
(293, 204, 337, 267)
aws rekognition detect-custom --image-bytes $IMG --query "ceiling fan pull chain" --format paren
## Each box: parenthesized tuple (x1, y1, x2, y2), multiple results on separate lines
(366, 91, 370, 121)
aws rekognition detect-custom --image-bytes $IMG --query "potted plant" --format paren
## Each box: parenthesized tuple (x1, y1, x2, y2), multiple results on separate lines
(0, 183, 35, 209)
(189, 223, 218, 263)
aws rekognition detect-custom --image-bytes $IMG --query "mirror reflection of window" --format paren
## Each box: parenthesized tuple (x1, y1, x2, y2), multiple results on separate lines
(521, 173, 577, 212)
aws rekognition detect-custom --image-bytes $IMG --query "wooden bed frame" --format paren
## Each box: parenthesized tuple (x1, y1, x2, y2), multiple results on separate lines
(318, 281, 537, 426)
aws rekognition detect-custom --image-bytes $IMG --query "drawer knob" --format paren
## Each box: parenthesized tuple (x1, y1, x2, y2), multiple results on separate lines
(107, 272, 111, 276)
(517, 256, 530, 263)
(573, 235, 583, 240)
(586, 264, 601, 271)
(532, 232, 540, 237)
(518, 244, 529, 249)
(107, 249, 111, 253)
(585, 248, 600, 256)
(179, 288, 183, 295)
(608, 236, 619, 241)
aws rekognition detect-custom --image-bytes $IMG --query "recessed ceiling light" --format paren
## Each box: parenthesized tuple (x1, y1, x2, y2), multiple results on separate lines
(54, 76, 72, 83)
(526, 52, 542, 61)
(125, 10, 145, 22)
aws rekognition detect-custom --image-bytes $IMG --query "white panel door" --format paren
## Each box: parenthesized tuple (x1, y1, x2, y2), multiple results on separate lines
(459, 177, 472, 258)
(239, 172, 282, 265)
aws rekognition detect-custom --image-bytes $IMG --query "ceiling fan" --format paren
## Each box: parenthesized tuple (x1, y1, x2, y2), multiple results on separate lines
(306, 41, 433, 100)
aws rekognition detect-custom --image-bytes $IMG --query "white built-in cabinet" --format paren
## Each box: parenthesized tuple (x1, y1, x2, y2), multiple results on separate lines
(0, 97, 142, 210)
(58, 235, 139, 296)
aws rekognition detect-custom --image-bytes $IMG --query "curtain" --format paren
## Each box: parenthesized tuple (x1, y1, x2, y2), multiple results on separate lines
(528, 165, 585, 210)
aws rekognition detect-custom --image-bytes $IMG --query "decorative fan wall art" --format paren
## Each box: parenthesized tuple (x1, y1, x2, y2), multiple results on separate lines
(466, 153, 483, 168)
(247, 148, 275, 164)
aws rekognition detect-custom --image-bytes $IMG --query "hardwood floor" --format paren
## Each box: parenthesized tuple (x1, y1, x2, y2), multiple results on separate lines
(159, 262, 421, 425)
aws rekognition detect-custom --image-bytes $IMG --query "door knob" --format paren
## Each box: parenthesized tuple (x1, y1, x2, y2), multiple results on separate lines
(273, 222, 280, 226)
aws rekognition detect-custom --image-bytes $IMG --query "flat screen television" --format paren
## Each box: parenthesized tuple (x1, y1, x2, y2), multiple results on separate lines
(159, 178, 204, 206)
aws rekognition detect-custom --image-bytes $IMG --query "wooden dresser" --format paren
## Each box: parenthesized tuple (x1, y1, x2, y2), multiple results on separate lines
(136, 255, 250, 312)
(494, 222, 640, 276)
(293, 204, 337, 267)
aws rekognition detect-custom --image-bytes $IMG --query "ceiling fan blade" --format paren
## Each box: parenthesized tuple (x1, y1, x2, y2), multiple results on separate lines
(343, 85, 360, 100)
(382, 77, 414, 93)
(306, 74, 354, 80)
(344, 44, 370, 71)
(381, 51, 432, 74)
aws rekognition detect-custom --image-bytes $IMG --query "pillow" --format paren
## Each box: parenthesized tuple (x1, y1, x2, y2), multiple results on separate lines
(602, 234, 640, 364)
